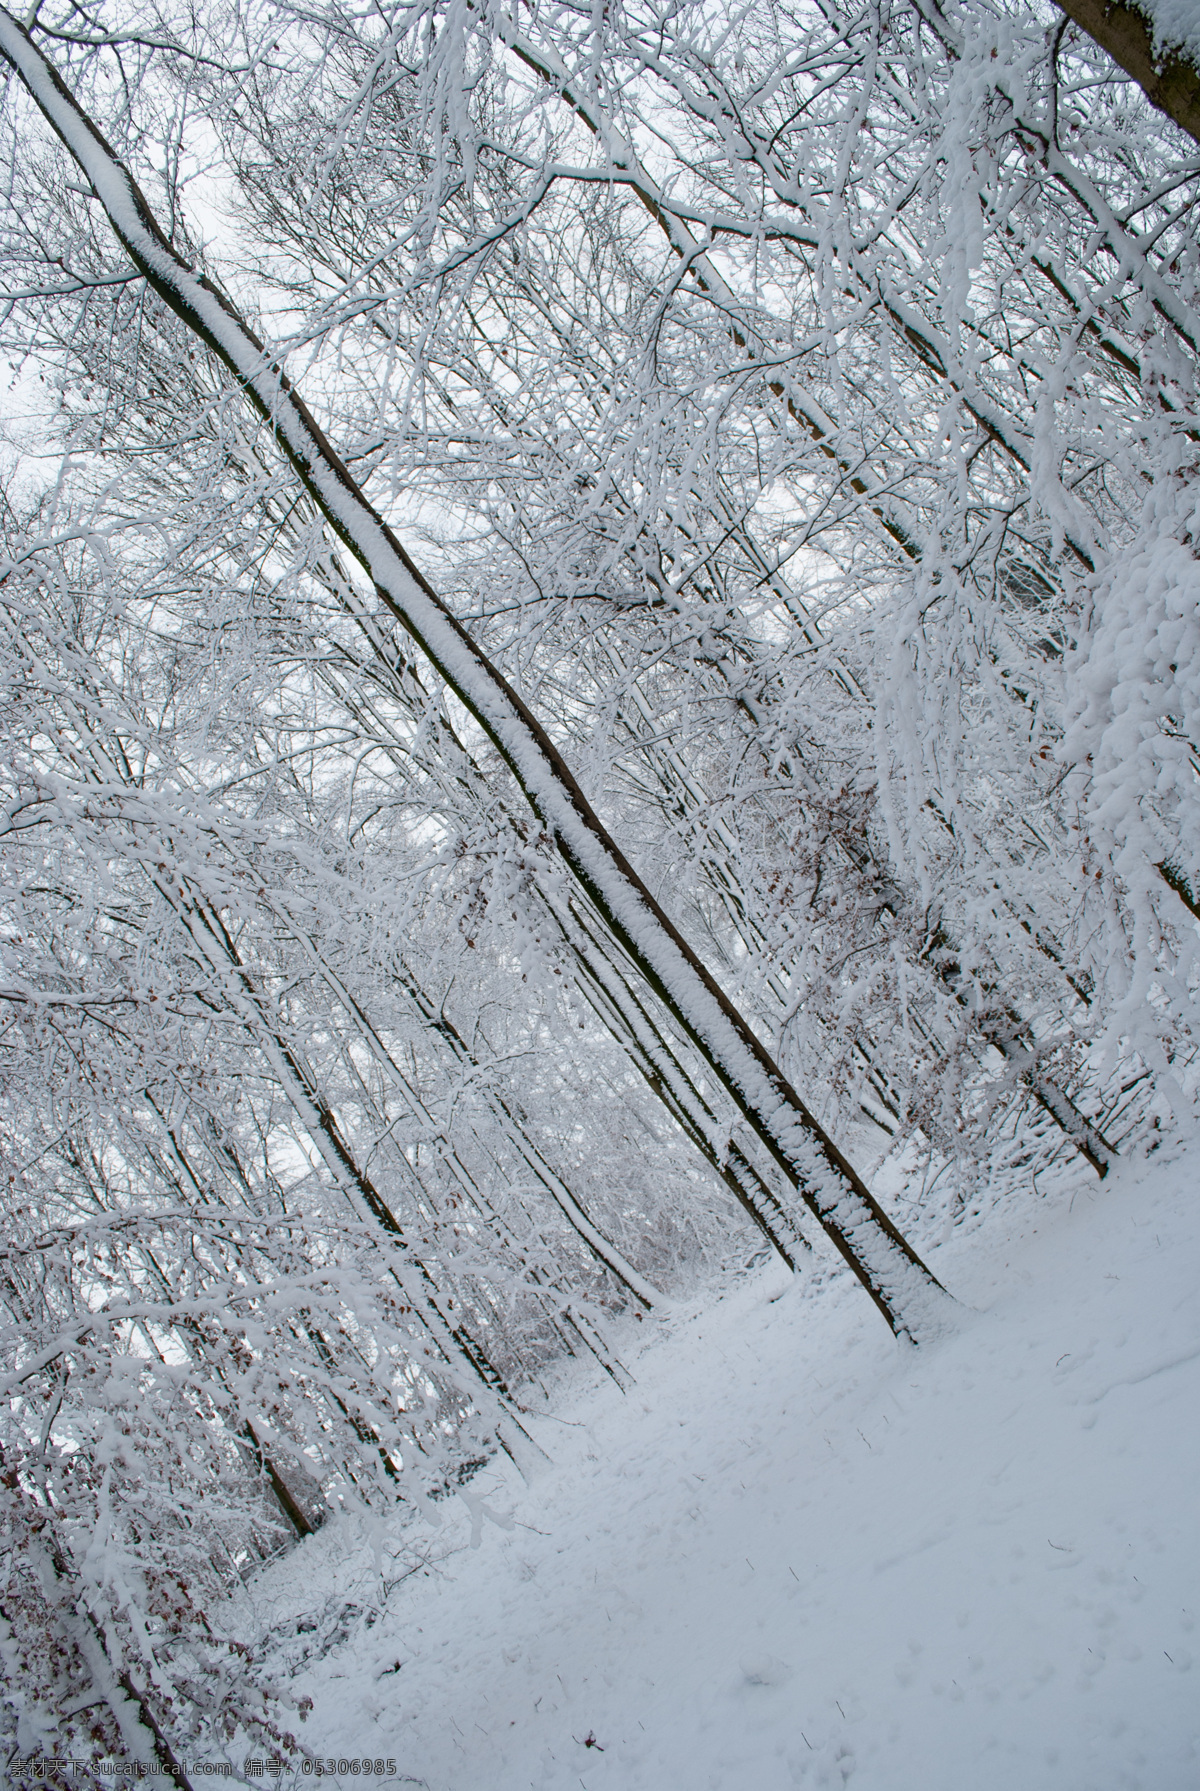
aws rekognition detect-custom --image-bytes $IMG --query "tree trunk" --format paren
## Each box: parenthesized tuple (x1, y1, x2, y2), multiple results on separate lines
(1057, 1, 1200, 145)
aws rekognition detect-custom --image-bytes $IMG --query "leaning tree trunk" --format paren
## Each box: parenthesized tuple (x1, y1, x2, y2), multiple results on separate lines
(0, 12, 951, 1341)
(1056, 1, 1200, 145)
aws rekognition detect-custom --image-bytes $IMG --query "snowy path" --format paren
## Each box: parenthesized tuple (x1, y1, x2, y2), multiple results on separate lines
(272, 1146, 1200, 1790)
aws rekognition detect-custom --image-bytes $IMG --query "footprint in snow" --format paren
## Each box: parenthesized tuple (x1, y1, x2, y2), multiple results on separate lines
(741, 1654, 793, 1687)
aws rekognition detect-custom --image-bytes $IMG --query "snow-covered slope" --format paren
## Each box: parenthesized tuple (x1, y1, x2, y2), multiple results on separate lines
(255, 1142, 1200, 1790)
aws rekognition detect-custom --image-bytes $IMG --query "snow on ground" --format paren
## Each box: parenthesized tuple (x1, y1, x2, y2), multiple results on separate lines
(246, 1138, 1200, 1791)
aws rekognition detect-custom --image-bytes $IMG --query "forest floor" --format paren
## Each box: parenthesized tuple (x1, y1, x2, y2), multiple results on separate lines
(244, 1135, 1200, 1790)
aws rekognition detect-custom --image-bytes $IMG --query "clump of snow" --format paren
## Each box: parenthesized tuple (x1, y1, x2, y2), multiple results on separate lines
(237, 1139, 1199, 1789)
(1061, 470, 1200, 1057)
(1148, 0, 1200, 69)
(1065, 472, 1200, 904)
